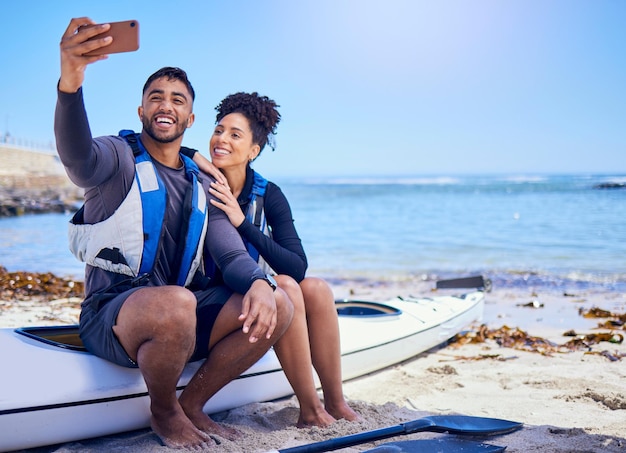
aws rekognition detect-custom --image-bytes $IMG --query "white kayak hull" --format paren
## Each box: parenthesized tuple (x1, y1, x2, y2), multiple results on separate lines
(0, 291, 483, 451)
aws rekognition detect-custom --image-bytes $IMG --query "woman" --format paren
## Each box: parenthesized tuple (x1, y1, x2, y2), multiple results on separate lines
(191, 92, 359, 427)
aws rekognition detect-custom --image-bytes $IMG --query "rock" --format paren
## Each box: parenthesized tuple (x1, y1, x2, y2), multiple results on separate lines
(0, 186, 81, 217)
(593, 182, 626, 189)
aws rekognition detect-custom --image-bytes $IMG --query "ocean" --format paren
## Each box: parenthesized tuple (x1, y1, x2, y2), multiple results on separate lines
(1, 174, 625, 291)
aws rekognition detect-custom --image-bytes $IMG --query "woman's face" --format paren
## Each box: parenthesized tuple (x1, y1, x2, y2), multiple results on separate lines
(210, 112, 260, 171)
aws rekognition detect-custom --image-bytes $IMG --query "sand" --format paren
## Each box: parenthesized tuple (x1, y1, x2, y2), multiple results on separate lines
(1, 278, 625, 453)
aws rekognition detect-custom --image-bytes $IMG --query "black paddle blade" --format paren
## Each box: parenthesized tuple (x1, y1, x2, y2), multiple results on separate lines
(436, 275, 492, 292)
(405, 415, 522, 436)
(364, 438, 506, 452)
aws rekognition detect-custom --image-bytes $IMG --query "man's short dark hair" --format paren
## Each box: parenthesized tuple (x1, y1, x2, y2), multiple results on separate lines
(143, 67, 195, 101)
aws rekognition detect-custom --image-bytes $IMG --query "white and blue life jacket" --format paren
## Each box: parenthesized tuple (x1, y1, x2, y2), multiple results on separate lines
(68, 130, 208, 287)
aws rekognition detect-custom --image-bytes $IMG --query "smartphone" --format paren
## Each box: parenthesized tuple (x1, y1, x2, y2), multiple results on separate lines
(82, 20, 139, 56)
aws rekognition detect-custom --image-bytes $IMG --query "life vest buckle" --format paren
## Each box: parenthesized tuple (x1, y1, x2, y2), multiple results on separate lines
(131, 273, 151, 287)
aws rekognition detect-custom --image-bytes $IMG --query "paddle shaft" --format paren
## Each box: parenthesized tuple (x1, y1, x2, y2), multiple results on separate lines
(276, 424, 405, 453)
(272, 416, 521, 453)
(277, 419, 443, 452)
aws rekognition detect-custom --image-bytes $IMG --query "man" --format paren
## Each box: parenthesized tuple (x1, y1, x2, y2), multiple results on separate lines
(55, 18, 293, 449)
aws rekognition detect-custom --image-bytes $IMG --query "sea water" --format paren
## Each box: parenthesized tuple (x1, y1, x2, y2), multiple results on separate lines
(1, 174, 625, 291)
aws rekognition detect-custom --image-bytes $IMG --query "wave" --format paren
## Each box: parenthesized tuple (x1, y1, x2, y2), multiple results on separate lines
(316, 268, 626, 293)
(281, 173, 626, 189)
(293, 176, 463, 186)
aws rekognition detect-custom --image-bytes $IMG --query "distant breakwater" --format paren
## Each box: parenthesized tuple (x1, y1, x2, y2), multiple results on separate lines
(0, 144, 81, 217)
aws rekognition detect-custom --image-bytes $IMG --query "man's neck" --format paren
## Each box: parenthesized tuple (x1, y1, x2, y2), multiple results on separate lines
(140, 131, 183, 169)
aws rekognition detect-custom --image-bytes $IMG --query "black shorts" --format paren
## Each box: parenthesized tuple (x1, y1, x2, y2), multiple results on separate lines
(79, 285, 233, 368)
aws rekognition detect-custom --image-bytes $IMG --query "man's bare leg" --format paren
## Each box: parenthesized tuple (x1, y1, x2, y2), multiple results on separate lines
(112, 286, 211, 449)
(301, 277, 360, 422)
(273, 275, 336, 427)
(179, 289, 293, 436)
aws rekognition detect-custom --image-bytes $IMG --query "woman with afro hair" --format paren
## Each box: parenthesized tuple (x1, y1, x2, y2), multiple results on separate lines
(191, 92, 359, 427)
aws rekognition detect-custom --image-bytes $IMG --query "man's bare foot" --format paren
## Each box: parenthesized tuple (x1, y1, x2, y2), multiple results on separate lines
(296, 406, 336, 428)
(325, 400, 362, 422)
(185, 408, 241, 441)
(151, 407, 213, 449)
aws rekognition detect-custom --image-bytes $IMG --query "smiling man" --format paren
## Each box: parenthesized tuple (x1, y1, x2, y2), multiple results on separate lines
(54, 17, 293, 449)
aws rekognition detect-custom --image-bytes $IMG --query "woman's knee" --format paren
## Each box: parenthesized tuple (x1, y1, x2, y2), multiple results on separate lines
(275, 274, 305, 313)
(300, 277, 331, 296)
(274, 287, 294, 326)
(275, 274, 301, 296)
(300, 277, 334, 309)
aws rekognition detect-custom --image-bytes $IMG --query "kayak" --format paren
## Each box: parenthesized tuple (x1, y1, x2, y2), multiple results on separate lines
(0, 290, 484, 451)
(0, 288, 484, 451)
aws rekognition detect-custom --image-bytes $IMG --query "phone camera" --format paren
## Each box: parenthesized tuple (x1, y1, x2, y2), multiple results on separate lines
(130, 22, 136, 27)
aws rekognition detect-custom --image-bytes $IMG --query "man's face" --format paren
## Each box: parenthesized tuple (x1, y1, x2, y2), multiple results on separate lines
(138, 77, 194, 143)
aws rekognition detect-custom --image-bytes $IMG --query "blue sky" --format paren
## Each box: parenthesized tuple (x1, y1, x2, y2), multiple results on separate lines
(1, 0, 624, 178)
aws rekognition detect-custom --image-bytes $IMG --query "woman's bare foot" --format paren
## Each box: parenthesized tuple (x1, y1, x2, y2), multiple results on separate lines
(325, 400, 362, 422)
(296, 405, 336, 428)
(151, 407, 213, 449)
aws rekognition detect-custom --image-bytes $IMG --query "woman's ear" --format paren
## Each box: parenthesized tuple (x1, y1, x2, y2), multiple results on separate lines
(249, 144, 261, 162)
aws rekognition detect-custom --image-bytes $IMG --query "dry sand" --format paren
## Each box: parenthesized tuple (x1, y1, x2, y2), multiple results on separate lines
(1, 279, 624, 452)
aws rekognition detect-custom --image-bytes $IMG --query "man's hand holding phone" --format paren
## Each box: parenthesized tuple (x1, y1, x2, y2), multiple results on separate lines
(59, 18, 139, 94)
(81, 20, 139, 56)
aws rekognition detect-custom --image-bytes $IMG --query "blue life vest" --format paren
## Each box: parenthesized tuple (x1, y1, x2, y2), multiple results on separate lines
(244, 170, 274, 274)
(202, 169, 274, 280)
(68, 130, 208, 287)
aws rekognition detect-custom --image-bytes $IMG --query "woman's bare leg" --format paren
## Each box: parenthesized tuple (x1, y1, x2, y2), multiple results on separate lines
(300, 277, 360, 421)
(273, 275, 335, 427)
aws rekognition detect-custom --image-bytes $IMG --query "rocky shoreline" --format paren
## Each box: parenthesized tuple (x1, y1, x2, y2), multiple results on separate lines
(0, 185, 81, 217)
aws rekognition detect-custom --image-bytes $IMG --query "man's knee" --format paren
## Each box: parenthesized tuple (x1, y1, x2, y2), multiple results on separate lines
(127, 286, 197, 330)
(114, 286, 197, 360)
(156, 286, 197, 327)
